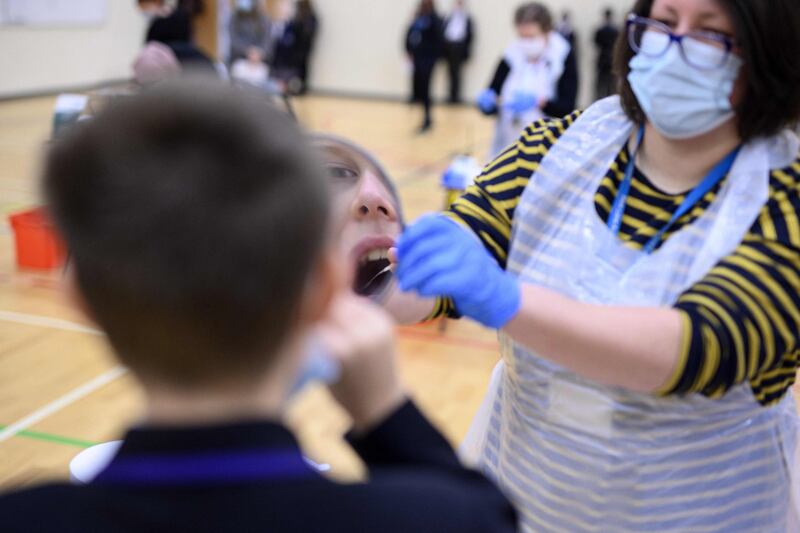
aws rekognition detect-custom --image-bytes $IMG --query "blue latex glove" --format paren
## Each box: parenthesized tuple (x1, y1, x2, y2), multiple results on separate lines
(477, 88, 498, 114)
(396, 214, 521, 329)
(504, 91, 538, 114)
(441, 168, 461, 190)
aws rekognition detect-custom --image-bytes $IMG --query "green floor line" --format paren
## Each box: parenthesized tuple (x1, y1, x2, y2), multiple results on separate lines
(0, 425, 97, 449)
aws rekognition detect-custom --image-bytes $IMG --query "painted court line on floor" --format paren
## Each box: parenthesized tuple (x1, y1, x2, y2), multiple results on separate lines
(397, 326, 499, 352)
(0, 309, 498, 352)
(0, 366, 127, 444)
(0, 425, 97, 449)
(0, 310, 102, 336)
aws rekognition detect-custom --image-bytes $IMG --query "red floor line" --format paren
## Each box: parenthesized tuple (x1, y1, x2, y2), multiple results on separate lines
(397, 326, 499, 352)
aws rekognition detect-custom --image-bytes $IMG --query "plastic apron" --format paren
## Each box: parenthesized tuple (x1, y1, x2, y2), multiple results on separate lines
(490, 32, 570, 159)
(463, 96, 800, 532)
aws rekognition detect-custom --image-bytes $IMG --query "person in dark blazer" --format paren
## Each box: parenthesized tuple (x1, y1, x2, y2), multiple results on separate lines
(139, 0, 216, 78)
(593, 8, 619, 99)
(229, 0, 273, 65)
(442, 0, 474, 104)
(294, 0, 319, 94)
(0, 81, 519, 533)
(143, 0, 204, 47)
(406, 0, 443, 132)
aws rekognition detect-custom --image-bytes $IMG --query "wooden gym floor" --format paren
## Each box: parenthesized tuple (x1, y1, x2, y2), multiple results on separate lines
(0, 93, 797, 489)
(0, 93, 501, 487)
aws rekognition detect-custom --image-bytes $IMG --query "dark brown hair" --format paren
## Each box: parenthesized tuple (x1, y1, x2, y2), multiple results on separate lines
(45, 81, 330, 388)
(514, 2, 553, 33)
(614, 0, 800, 141)
(417, 0, 436, 17)
(297, 0, 315, 19)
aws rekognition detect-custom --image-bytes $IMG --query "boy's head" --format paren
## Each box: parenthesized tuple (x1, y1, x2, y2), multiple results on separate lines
(137, 0, 166, 16)
(46, 81, 334, 391)
(311, 135, 403, 299)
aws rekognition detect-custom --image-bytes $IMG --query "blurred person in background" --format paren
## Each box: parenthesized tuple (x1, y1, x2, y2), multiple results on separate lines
(229, 0, 274, 66)
(594, 7, 620, 99)
(477, 2, 577, 158)
(556, 10, 576, 48)
(138, 0, 216, 78)
(270, 0, 304, 93)
(133, 41, 183, 86)
(406, 0, 443, 133)
(294, 0, 319, 94)
(442, 0, 474, 105)
(140, 0, 204, 46)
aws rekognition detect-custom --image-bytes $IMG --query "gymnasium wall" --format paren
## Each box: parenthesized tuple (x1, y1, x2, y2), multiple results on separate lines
(0, 1, 144, 98)
(0, 0, 634, 104)
(311, 0, 634, 107)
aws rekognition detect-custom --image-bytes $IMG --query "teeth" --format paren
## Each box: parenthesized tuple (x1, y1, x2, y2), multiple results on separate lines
(360, 248, 389, 263)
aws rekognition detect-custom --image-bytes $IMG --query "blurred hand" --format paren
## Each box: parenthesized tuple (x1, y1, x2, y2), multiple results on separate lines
(504, 91, 538, 114)
(315, 291, 406, 432)
(396, 214, 521, 329)
(477, 88, 498, 114)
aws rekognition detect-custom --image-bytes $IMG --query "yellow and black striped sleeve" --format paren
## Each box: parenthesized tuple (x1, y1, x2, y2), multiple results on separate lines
(668, 160, 800, 405)
(428, 111, 583, 320)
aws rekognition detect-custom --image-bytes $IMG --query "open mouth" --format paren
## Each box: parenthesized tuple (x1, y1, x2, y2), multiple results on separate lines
(354, 248, 393, 297)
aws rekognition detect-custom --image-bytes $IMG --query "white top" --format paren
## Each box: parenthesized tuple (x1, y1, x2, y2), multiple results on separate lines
(444, 10, 468, 42)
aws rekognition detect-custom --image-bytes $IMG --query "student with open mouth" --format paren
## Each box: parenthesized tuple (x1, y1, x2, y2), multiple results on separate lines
(312, 135, 433, 318)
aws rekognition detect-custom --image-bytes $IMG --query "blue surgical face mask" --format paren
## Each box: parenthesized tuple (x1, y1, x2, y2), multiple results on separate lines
(237, 0, 255, 11)
(627, 32, 742, 139)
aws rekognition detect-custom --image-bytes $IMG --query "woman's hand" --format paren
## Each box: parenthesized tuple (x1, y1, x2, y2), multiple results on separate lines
(395, 214, 521, 329)
(477, 89, 498, 114)
(504, 92, 538, 114)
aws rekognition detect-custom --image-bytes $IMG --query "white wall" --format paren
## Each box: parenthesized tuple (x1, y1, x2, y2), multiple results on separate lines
(311, 0, 633, 107)
(0, 1, 145, 98)
(0, 0, 634, 103)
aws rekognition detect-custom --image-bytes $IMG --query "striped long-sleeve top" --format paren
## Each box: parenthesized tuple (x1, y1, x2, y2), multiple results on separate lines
(435, 111, 800, 406)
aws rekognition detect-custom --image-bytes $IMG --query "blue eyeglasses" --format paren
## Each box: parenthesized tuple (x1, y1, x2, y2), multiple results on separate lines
(626, 14, 735, 70)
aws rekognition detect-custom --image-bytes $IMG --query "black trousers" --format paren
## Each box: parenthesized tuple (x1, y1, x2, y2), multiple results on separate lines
(444, 42, 468, 103)
(413, 59, 436, 125)
(595, 67, 616, 100)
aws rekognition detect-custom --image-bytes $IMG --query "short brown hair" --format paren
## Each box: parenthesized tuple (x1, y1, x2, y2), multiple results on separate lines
(514, 2, 553, 32)
(614, 0, 800, 141)
(45, 81, 329, 388)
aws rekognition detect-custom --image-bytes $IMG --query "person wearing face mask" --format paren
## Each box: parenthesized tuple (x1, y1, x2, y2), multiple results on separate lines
(229, 0, 274, 66)
(396, 0, 800, 530)
(476, 2, 578, 159)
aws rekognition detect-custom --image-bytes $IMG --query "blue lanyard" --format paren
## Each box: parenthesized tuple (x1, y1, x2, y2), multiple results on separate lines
(607, 125, 741, 254)
(92, 448, 316, 486)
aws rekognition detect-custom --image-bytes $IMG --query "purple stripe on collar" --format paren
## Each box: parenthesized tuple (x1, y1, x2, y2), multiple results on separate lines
(92, 449, 316, 486)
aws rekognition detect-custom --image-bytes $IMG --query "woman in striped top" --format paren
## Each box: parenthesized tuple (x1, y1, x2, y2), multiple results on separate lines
(393, 0, 800, 531)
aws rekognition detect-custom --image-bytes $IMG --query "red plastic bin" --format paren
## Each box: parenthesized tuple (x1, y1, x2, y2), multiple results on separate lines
(8, 207, 66, 270)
